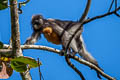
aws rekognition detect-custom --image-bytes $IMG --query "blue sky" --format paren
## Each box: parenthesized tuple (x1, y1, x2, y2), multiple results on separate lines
(0, 0, 120, 80)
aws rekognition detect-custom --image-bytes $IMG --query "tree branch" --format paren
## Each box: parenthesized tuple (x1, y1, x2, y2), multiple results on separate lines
(18, 0, 30, 14)
(65, 0, 91, 53)
(9, 0, 32, 79)
(0, 49, 12, 56)
(108, 0, 114, 12)
(22, 45, 60, 54)
(0, 49, 12, 53)
(84, 6, 120, 24)
(65, 56, 85, 80)
(79, 0, 91, 22)
(65, 1, 120, 62)
(69, 55, 116, 80)
(10, 0, 22, 57)
(3, 44, 116, 80)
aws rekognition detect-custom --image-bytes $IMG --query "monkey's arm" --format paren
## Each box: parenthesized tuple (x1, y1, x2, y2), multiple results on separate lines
(24, 31, 41, 45)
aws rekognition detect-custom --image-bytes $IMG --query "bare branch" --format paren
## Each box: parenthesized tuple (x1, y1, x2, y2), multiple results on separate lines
(108, 0, 114, 12)
(20, 70, 32, 80)
(69, 55, 116, 80)
(3, 44, 11, 49)
(115, 0, 117, 10)
(0, 49, 12, 53)
(65, 56, 85, 80)
(18, 0, 30, 14)
(65, 0, 91, 53)
(3, 44, 60, 54)
(3, 44, 115, 80)
(9, 0, 32, 79)
(22, 45, 60, 54)
(19, 0, 30, 6)
(115, 12, 120, 17)
(84, 6, 120, 24)
(79, 0, 91, 22)
(10, 0, 22, 57)
(0, 49, 12, 57)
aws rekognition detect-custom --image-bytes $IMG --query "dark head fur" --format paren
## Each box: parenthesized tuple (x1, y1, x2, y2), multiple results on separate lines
(31, 14, 45, 31)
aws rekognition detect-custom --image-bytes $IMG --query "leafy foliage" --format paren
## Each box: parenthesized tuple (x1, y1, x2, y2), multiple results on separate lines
(11, 56, 41, 72)
(0, 0, 8, 10)
(0, 41, 3, 49)
(11, 61, 27, 73)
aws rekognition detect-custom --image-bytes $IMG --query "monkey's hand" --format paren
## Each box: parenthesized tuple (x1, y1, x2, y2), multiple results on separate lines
(24, 37, 36, 45)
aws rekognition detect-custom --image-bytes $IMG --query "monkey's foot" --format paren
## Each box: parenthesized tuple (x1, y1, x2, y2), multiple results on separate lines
(60, 49, 66, 56)
(60, 50, 65, 56)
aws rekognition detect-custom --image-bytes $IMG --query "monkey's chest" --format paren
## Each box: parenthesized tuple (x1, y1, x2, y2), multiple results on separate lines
(42, 27, 61, 45)
(44, 32, 61, 45)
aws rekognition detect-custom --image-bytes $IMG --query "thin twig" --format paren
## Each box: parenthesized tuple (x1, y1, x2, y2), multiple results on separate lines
(38, 58, 41, 80)
(38, 58, 44, 80)
(115, 12, 120, 17)
(69, 55, 116, 80)
(108, 0, 114, 12)
(0, 49, 12, 57)
(65, 56, 85, 80)
(65, 0, 91, 53)
(2, 44, 116, 80)
(84, 7, 120, 24)
(79, 0, 91, 22)
(115, 0, 117, 10)
(18, 0, 30, 14)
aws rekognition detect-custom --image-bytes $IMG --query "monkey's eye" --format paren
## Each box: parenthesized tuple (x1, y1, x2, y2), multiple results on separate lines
(33, 20, 43, 30)
(34, 20, 40, 25)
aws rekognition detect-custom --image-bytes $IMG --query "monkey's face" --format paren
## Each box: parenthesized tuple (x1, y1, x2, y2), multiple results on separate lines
(31, 15, 44, 31)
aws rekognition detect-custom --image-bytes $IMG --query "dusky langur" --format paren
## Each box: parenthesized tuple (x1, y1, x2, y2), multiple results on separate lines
(24, 0, 102, 78)
(24, 15, 102, 79)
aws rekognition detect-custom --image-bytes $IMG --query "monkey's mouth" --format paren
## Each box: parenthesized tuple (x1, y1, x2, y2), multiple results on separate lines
(33, 24, 43, 32)
(33, 24, 42, 30)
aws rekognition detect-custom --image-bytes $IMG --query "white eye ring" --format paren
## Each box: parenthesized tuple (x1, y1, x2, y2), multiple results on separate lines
(39, 19, 43, 25)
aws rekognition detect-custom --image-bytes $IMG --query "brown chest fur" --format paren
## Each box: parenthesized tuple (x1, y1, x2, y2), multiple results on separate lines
(42, 27, 61, 45)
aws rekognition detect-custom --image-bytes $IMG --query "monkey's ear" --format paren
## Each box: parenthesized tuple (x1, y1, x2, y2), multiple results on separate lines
(32, 15, 36, 19)
(31, 14, 43, 20)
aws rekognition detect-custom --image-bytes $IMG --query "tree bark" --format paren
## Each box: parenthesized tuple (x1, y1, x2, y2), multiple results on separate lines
(9, 0, 32, 80)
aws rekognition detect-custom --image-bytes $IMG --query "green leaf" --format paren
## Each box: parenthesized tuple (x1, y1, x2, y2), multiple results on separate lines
(11, 56, 41, 72)
(0, 41, 3, 49)
(12, 56, 41, 68)
(0, 0, 8, 10)
(11, 61, 27, 73)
